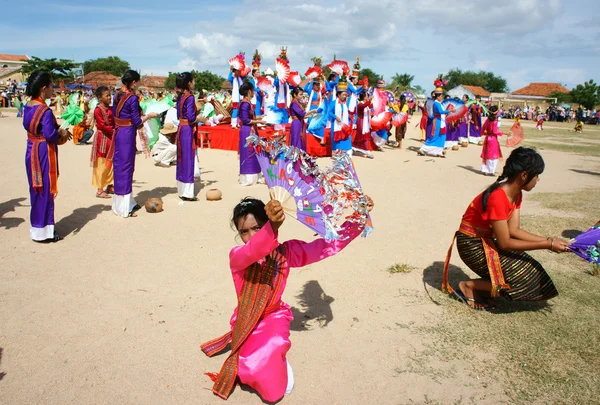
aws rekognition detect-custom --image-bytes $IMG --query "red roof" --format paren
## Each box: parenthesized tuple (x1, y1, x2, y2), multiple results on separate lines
(141, 76, 167, 89)
(0, 54, 29, 62)
(463, 85, 491, 97)
(80, 71, 120, 88)
(512, 82, 570, 97)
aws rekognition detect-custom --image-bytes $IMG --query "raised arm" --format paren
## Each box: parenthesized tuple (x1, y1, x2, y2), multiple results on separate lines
(284, 221, 363, 268)
(229, 222, 280, 273)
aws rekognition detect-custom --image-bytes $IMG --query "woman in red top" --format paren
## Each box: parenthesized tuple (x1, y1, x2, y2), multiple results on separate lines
(443, 147, 570, 310)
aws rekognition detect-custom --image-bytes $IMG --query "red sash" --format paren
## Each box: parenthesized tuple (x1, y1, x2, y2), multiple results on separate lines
(106, 92, 134, 168)
(201, 245, 287, 400)
(27, 104, 59, 195)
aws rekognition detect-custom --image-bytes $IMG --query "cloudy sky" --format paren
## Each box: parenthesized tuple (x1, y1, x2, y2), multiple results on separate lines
(3, 0, 598, 91)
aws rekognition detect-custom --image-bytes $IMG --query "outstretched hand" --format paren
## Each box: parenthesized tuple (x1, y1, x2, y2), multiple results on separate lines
(265, 200, 285, 232)
(551, 238, 571, 253)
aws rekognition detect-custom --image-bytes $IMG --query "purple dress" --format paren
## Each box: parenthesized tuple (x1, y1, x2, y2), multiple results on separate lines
(239, 101, 261, 175)
(458, 118, 468, 141)
(289, 101, 306, 151)
(176, 93, 196, 184)
(112, 93, 143, 196)
(469, 105, 482, 140)
(24, 104, 60, 233)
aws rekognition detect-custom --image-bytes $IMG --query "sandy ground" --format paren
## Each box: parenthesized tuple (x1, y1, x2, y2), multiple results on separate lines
(1, 111, 599, 405)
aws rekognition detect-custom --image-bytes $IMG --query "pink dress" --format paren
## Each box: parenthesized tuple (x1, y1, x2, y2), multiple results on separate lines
(227, 221, 361, 402)
(480, 118, 504, 162)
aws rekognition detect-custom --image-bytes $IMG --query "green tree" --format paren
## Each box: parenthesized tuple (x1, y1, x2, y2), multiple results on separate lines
(20, 56, 80, 80)
(444, 68, 508, 93)
(164, 72, 178, 90)
(359, 68, 381, 87)
(548, 90, 572, 104)
(570, 80, 600, 110)
(83, 56, 130, 77)
(412, 85, 426, 96)
(390, 73, 414, 91)
(164, 70, 225, 91)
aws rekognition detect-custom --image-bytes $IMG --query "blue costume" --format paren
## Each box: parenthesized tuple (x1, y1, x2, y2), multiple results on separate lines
(419, 99, 450, 156)
(228, 71, 244, 127)
(304, 81, 325, 139)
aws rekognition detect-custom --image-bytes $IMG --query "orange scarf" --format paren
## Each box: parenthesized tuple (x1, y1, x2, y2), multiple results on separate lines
(27, 100, 59, 195)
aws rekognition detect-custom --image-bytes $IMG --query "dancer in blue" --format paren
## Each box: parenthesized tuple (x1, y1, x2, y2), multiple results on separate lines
(328, 78, 352, 156)
(418, 80, 450, 158)
(228, 52, 246, 128)
(250, 50, 263, 117)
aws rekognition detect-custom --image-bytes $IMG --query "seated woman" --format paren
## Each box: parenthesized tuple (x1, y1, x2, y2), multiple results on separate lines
(443, 147, 570, 310)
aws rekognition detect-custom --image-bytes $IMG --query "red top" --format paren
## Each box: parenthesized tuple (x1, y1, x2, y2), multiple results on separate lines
(462, 188, 522, 230)
(94, 105, 114, 137)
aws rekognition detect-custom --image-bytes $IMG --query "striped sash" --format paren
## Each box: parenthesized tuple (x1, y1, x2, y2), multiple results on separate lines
(105, 92, 133, 168)
(27, 104, 59, 195)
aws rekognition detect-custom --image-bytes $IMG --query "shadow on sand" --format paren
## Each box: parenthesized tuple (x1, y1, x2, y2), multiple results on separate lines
(290, 280, 334, 331)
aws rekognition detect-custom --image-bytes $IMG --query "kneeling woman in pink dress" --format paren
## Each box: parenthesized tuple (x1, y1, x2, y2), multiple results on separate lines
(202, 197, 373, 402)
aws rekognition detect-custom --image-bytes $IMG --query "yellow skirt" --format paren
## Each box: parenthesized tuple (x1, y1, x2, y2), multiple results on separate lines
(92, 158, 114, 189)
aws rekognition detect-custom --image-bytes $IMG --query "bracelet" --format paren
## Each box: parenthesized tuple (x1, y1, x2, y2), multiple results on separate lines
(551, 238, 555, 252)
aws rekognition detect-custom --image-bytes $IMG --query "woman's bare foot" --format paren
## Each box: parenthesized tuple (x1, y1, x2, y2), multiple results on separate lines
(458, 280, 490, 310)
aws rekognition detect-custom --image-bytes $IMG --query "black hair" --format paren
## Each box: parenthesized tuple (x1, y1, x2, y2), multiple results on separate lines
(291, 87, 303, 98)
(399, 94, 406, 108)
(481, 147, 545, 212)
(239, 81, 254, 97)
(463, 94, 469, 101)
(121, 70, 141, 89)
(95, 85, 109, 98)
(358, 92, 366, 101)
(231, 197, 268, 230)
(488, 105, 499, 122)
(328, 73, 337, 81)
(430, 91, 435, 97)
(25, 71, 52, 97)
(176, 72, 194, 95)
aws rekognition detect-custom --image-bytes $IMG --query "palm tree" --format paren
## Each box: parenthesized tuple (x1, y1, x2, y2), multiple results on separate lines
(391, 73, 414, 91)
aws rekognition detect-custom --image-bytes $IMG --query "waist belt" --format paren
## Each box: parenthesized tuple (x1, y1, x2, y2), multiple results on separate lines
(442, 220, 509, 297)
(180, 118, 191, 125)
(114, 118, 132, 127)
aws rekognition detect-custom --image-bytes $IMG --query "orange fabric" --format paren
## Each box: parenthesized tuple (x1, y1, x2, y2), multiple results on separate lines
(72, 122, 86, 144)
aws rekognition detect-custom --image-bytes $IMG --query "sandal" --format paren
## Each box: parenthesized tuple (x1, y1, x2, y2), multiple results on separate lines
(417, 150, 425, 156)
(128, 204, 142, 217)
(105, 185, 114, 194)
(179, 196, 199, 202)
(34, 233, 63, 244)
(450, 290, 489, 311)
(96, 191, 111, 199)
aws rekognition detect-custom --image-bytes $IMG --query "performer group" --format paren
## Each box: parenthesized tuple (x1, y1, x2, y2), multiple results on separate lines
(20, 46, 574, 403)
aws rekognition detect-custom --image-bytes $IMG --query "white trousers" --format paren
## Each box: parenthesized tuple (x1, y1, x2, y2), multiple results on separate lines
(112, 193, 138, 217)
(30, 225, 54, 241)
(481, 159, 498, 175)
(152, 145, 176, 166)
(420, 145, 444, 156)
(177, 181, 195, 198)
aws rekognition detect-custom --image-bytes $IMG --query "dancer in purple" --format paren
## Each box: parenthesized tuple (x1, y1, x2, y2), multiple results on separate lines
(175, 72, 202, 201)
(23, 71, 72, 242)
(289, 88, 316, 151)
(238, 82, 264, 186)
(458, 94, 470, 146)
(108, 70, 157, 217)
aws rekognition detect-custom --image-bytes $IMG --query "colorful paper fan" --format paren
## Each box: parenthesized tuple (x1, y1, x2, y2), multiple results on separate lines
(248, 135, 373, 241)
(256, 76, 274, 93)
(391, 112, 409, 127)
(441, 99, 468, 123)
(568, 224, 600, 265)
(360, 76, 369, 87)
(241, 65, 252, 77)
(60, 104, 84, 129)
(384, 91, 395, 103)
(275, 59, 290, 83)
(372, 88, 387, 115)
(68, 93, 79, 106)
(401, 91, 415, 99)
(506, 122, 524, 147)
(370, 111, 392, 131)
(327, 60, 349, 76)
(228, 56, 245, 71)
(466, 100, 489, 115)
(288, 71, 301, 88)
(305, 66, 322, 79)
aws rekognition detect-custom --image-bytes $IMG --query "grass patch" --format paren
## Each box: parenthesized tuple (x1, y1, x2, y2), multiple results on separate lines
(522, 140, 600, 157)
(514, 124, 600, 156)
(387, 263, 414, 274)
(416, 188, 600, 404)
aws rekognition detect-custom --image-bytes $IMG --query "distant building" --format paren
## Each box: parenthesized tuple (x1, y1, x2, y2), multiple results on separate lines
(446, 85, 491, 100)
(0, 54, 30, 88)
(140, 76, 167, 92)
(79, 71, 121, 88)
(221, 80, 233, 91)
(510, 82, 570, 101)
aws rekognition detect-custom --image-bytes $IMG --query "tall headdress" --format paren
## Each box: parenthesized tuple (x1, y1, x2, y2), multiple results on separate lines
(376, 78, 386, 88)
(352, 57, 361, 78)
(305, 57, 323, 82)
(433, 74, 447, 94)
(252, 49, 262, 71)
(337, 75, 348, 93)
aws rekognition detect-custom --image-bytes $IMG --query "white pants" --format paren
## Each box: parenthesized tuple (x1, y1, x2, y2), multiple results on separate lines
(239, 174, 259, 186)
(177, 181, 195, 198)
(468, 136, 481, 144)
(30, 225, 54, 241)
(481, 159, 498, 175)
(112, 193, 138, 217)
(420, 145, 444, 156)
(285, 360, 294, 395)
(152, 145, 176, 166)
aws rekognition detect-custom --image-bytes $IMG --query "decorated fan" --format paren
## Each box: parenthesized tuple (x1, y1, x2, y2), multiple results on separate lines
(327, 60, 349, 76)
(391, 112, 409, 127)
(275, 59, 290, 83)
(370, 111, 392, 131)
(360, 76, 369, 87)
(383, 90, 395, 103)
(441, 99, 468, 123)
(372, 88, 388, 115)
(288, 71, 301, 88)
(248, 135, 373, 240)
(241, 64, 252, 77)
(228, 55, 245, 71)
(506, 121, 524, 147)
(256, 76, 274, 93)
(568, 224, 600, 266)
(401, 91, 415, 99)
(466, 99, 490, 115)
(68, 93, 79, 106)
(60, 104, 84, 129)
(143, 98, 172, 115)
(305, 66, 322, 80)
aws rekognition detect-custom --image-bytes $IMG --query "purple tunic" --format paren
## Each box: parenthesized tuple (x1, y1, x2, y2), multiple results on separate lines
(176, 93, 196, 184)
(24, 104, 60, 229)
(426, 118, 433, 141)
(112, 94, 142, 196)
(289, 101, 306, 151)
(458, 119, 468, 139)
(447, 122, 459, 142)
(239, 101, 261, 175)
(469, 106, 482, 139)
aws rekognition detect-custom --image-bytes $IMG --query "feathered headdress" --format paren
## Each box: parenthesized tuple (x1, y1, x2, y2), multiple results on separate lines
(352, 57, 361, 77)
(279, 46, 288, 61)
(433, 74, 447, 94)
(252, 49, 262, 70)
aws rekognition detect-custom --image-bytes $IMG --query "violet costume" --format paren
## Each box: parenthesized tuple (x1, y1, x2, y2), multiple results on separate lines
(110, 91, 143, 217)
(289, 100, 307, 151)
(469, 104, 483, 144)
(176, 91, 197, 198)
(424, 97, 434, 140)
(238, 100, 261, 186)
(458, 115, 469, 144)
(24, 103, 60, 241)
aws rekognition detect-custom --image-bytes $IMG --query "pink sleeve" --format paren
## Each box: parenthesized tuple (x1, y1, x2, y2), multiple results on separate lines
(492, 120, 504, 136)
(229, 222, 280, 274)
(284, 222, 363, 268)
